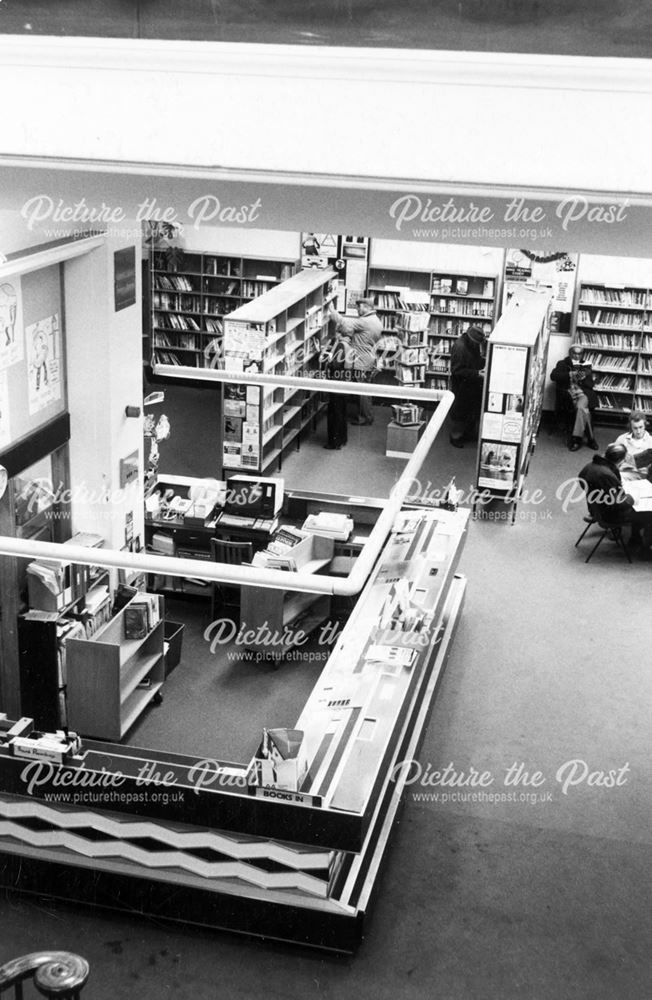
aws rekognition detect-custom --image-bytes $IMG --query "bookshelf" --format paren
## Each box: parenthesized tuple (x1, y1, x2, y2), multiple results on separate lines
(148, 250, 296, 371)
(367, 267, 497, 397)
(476, 287, 552, 518)
(220, 268, 337, 475)
(66, 593, 165, 741)
(571, 280, 652, 418)
(242, 533, 334, 655)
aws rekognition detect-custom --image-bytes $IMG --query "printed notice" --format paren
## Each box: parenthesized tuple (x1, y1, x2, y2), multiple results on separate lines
(27, 314, 61, 415)
(488, 345, 527, 395)
(0, 278, 23, 369)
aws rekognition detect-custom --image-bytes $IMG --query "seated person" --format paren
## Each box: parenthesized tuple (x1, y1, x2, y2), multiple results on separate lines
(578, 442, 652, 552)
(614, 410, 652, 479)
(550, 344, 598, 452)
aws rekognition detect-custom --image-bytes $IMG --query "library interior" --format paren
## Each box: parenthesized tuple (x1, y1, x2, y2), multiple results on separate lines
(0, 195, 650, 984)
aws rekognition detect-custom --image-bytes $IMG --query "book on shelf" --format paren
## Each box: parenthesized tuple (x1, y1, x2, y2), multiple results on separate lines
(580, 286, 646, 307)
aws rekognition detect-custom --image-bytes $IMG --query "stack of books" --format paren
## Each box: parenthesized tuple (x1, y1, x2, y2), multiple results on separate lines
(124, 594, 160, 640)
(252, 526, 309, 571)
(391, 404, 422, 426)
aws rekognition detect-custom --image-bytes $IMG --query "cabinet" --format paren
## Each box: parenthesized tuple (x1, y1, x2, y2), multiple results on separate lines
(148, 250, 296, 371)
(221, 268, 337, 475)
(367, 266, 498, 397)
(66, 594, 165, 741)
(571, 280, 652, 417)
(476, 287, 551, 516)
(240, 534, 334, 655)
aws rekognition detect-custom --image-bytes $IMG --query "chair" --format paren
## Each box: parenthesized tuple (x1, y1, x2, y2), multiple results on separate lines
(0, 952, 89, 999)
(574, 513, 596, 548)
(582, 506, 632, 564)
(209, 538, 254, 622)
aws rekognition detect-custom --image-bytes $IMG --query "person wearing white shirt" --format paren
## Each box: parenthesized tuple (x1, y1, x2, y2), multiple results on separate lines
(615, 411, 652, 479)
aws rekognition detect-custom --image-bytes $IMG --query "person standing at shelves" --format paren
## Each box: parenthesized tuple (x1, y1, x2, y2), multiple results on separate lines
(321, 335, 348, 450)
(550, 344, 599, 452)
(327, 298, 382, 425)
(448, 325, 486, 448)
(577, 441, 652, 554)
(614, 410, 652, 479)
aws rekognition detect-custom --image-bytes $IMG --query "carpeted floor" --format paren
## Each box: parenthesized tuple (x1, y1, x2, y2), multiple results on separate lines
(2, 400, 651, 999)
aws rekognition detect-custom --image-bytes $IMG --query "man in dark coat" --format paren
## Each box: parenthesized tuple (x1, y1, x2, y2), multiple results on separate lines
(578, 442, 652, 551)
(551, 344, 598, 452)
(449, 325, 486, 448)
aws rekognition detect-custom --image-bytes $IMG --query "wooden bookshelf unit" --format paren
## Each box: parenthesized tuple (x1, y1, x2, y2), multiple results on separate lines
(367, 266, 498, 397)
(220, 268, 337, 475)
(66, 594, 165, 741)
(571, 280, 652, 418)
(148, 250, 295, 371)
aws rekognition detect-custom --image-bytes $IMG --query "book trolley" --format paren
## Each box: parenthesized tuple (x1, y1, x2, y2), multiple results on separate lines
(475, 287, 552, 522)
(0, 499, 468, 953)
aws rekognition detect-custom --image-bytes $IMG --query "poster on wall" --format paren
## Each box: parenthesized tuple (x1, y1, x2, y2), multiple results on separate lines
(0, 277, 24, 369)
(0, 370, 10, 447)
(26, 313, 62, 415)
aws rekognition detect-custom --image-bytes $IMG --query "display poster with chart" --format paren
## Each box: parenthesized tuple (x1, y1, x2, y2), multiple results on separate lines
(26, 313, 62, 415)
(0, 277, 24, 369)
(0, 370, 10, 447)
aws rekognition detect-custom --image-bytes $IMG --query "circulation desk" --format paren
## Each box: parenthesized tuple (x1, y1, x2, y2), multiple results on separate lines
(0, 502, 468, 953)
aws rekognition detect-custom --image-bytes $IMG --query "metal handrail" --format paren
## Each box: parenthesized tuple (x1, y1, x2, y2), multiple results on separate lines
(0, 392, 453, 596)
(0, 952, 89, 1000)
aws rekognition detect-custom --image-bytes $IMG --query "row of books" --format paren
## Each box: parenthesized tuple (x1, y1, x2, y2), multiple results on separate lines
(153, 313, 201, 332)
(397, 364, 426, 384)
(425, 375, 449, 390)
(431, 297, 493, 318)
(154, 333, 200, 351)
(205, 279, 240, 296)
(580, 287, 647, 306)
(579, 350, 636, 371)
(577, 332, 638, 349)
(203, 298, 239, 316)
(153, 350, 186, 366)
(154, 274, 195, 292)
(124, 594, 160, 640)
(431, 277, 495, 298)
(633, 396, 652, 411)
(242, 280, 277, 298)
(152, 292, 202, 312)
(252, 526, 310, 571)
(577, 309, 644, 329)
(593, 375, 634, 391)
(203, 256, 242, 276)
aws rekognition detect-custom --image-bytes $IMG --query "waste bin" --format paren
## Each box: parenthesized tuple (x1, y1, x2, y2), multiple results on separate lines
(163, 620, 184, 677)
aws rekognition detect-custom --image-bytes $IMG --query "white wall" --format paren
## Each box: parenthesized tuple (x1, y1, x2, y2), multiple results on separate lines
(1, 41, 652, 196)
(578, 254, 652, 286)
(65, 235, 144, 554)
(177, 226, 300, 260)
(370, 239, 504, 274)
